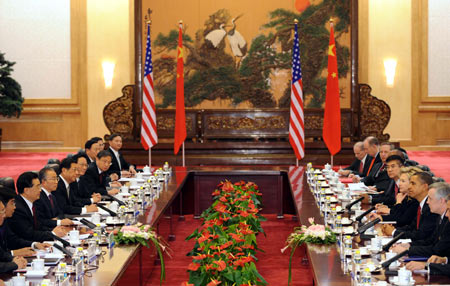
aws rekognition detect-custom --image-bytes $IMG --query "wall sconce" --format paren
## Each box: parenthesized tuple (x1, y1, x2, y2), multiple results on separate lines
(383, 58, 397, 87)
(102, 61, 115, 88)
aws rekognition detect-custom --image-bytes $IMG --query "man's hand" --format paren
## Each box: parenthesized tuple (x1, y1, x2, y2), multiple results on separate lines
(34, 242, 52, 250)
(91, 193, 102, 203)
(406, 261, 426, 271)
(12, 247, 35, 257)
(110, 173, 119, 181)
(368, 212, 382, 221)
(382, 224, 395, 236)
(129, 166, 137, 175)
(86, 204, 98, 213)
(110, 181, 122, 188)
(338, 169, 350, 176)
(13, 256, 27, 269)
(53, 226, 68, 237)
(108, 188, 120, 196)
(428, 255, 447, 264)
(60, 218, 73, 226)
(391, 243, 409, 253)
(352, 176, 361, 183)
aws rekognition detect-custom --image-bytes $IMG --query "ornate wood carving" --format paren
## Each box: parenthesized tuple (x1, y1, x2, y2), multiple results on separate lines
(103, 85, 135, 140)
(358, 84, 390, 141)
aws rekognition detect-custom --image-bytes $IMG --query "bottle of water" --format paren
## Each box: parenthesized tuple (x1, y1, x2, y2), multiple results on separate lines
(352, 249, 362, 274)
(55, 262, 66, 283)
(163, 161, 169, 171)
(94, 224, 102, 239)
(360, 267, 371, 285)
(335, 215, 342, 233)
(344, 235, 353, 254)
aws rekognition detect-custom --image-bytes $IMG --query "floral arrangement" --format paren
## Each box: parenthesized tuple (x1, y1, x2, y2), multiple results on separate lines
(114, 223, 170, 285)
(183, 180, 267, 286)
(282, 218, 337, 285)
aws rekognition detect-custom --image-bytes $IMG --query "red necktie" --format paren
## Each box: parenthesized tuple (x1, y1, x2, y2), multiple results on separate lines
(359, 161, 364, 174)
(32, 204, 37, 228)
(416, 206, 421, 229)
(394, 184, 399, 196)
(48, 194, 54, 209)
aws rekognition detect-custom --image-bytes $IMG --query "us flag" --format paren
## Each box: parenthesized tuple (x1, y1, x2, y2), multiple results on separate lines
(141, 23, 157, 150)
(289, 21, 305, 160)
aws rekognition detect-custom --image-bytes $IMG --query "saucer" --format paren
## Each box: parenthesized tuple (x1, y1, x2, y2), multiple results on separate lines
(69, 240, 81, 246)
(391, 276, 415, 286)
(24, 267, 49, 278)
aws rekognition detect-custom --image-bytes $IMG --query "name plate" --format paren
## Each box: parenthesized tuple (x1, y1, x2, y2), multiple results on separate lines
(108, 232, 115, 249)
(75, 260, 83, 280)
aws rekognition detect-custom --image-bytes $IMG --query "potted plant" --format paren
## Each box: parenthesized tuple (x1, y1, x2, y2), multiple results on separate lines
(0, 52, 24, 150)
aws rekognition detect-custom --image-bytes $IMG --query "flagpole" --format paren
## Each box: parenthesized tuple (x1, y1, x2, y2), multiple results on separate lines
(182, 142, 185, 167)
(331, 154, 334, 168)
(149, 148, 151, 167)
(296, 158, 299, 167)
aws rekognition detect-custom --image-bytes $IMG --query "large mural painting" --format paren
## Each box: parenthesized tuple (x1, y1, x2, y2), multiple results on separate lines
(143, 0, 351, 110)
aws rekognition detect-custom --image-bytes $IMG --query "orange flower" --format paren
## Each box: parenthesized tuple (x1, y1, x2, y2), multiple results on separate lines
(192, 254, 207, 260)
(206, 280, 221, 286)
(219, 196, 228, 203)
(215, 260, 227, 271)
(181, 282, 194, 286)
(187, 262, 200, 271)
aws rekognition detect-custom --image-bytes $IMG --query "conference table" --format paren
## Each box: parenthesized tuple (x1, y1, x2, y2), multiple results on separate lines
(1, 166, 449, 285)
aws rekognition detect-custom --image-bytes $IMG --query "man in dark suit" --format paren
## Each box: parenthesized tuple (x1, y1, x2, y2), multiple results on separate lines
(85, 138, 101, 164)
(0, 200, 26, 273)
(338, 141, 373, 177)
(370, 154, 404, 207)
(35, 167, 73, 230)
(78, 150, 120, 197)
(382, 172, 439, 241)
(72, 152, 101, 205)
(0, 186, 51, 257)
(393, 182, 450, 257)
(9, 172, 67, 242)
(106, 134, 136, 178)
(54, 158, 98, 215)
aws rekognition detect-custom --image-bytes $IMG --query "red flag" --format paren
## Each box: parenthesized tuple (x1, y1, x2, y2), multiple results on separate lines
(322, 23, 341, 156)
(174, 23, 186, 155)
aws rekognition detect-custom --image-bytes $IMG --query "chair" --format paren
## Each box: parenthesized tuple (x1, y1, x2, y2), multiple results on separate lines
(0, 177, 15, 192)
(47, 158, 61, 165)
(45, 163, 60, 175)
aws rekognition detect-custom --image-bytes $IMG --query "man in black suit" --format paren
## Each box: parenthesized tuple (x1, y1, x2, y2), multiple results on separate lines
(35, 167, 73, 230)
(0, 200, 26, 273)
(382, 172, 439, 241)
(369, 154, 404, 207)
(78, 150, 120, 197)
(54, 158, 98, 215)
(339, 141, 372, 177)
(72, 153, 101, 205)
(392, 182, 450, 258)
(9, 172, 67, 242)
(85, 138, 101, 164)
(107, 134, 136, 178)
(0, 186, 51, 257)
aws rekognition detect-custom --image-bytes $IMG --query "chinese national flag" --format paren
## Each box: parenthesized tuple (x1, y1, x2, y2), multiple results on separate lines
(174, 24, 186, 155)
(322, 24, 341, 156)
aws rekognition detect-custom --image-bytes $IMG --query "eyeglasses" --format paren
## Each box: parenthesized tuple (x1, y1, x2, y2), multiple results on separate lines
(99, 159, 112, 166)
(0, 210, 5, 216)
(47, 176, 60, 182)
(78, 163, 89, 168)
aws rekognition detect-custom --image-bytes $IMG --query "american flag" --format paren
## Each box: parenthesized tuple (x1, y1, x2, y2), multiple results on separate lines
(289, 22, 305, 160)
(141, 23, 157, 150)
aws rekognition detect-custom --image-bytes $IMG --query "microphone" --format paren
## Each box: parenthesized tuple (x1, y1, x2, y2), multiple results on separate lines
(357, 218, 381, 234)
(346, 197, 364, 211)
(106, 194, 126, 206)
(381, 250, 409, 269)
(356, 206, 376, 222)
(96, 204, 117, 216)
(382, 232, 405, 252)
(80, 218, 97, 229)
(53, 243, 73, 258)
(50, 233, 70, 248)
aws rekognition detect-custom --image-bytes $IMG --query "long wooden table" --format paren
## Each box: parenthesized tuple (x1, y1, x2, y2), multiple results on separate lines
(2, 166, 449, 285)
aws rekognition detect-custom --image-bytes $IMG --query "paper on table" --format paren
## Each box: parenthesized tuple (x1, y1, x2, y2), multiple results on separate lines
(62, 233, 90, 241)
(348, 183, 368, 191)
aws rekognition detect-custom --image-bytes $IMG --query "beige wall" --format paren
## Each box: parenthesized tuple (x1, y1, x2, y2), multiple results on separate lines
(86, 0, 135, 139)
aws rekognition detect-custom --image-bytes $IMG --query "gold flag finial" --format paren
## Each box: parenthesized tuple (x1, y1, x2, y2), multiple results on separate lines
(294, 19, 298, 24)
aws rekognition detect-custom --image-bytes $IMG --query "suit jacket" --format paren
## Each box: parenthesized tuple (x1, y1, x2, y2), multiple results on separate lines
(371, 179, 397, 207)
(34, 190, 65, 230)
(430, 263, 450, 277)
(0, 221, 32, 251)
(409, 215, 450, 257)
(107, 147, 131, 177)
(362, 161, 391, 192)
(8, 195, 53, 242)
(344, 155, 373, 177)
(78, 162, 109, 196)
(382, 196, 419, 227)
(395, 198, 440, 241)
(53, 179, 82, 215)
(0, 246, 17, 273)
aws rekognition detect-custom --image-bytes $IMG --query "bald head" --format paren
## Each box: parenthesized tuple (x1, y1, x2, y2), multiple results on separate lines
(353, 141, 366, 160)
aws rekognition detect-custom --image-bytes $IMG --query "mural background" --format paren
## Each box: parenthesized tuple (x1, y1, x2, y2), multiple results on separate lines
(142, 0, 351, 109)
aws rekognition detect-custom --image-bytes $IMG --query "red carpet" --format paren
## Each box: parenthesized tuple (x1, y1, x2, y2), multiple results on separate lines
(0, 152, 70, 181)
(146, 214, 313, 286)
(408, 151, 450, 182)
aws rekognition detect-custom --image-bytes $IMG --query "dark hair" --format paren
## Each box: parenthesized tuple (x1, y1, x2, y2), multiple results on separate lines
(0, 186, 17, 205)
(60, 157, 76, 172)
(84, 139, 96, 150)
(97, 150, 112, 160)
(108, 134, 121, 141)
(413, 172, 433, 186)
(73, 152, 90, 164)
(90, 137, 103, 143)
(380, 142, 394, 150)
(38, 166, 57, 182)
(16, 172, 39, 194)
(47, 158, 61, 165)
(386, 155, 404, 166)
(390, 149, 406, 160)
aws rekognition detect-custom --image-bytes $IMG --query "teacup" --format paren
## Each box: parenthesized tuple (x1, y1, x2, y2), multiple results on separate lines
(130, 179, 138, 186)
(337, 182, 345, 191)
(31, 258, 45, 272)
(136, 172, 143, 179)
(386, 252, 400, 267)
(52, 241, 64, 255)
(371, 237, 382, 249)
(143, 165, 150, 173)
(91, 213, 101, 224)
(12, 274, 26, 286)
(324, 163, 331, 170)
(121, 185, 129, 194)
(69, 230, 80, 242)
(398, 267, 412, 284)
(109, 201, 119, 212)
